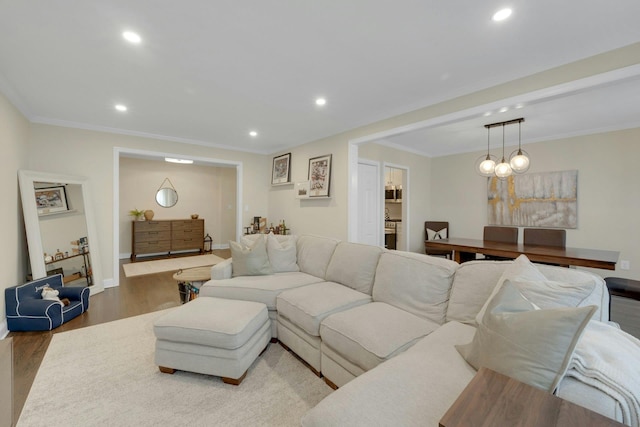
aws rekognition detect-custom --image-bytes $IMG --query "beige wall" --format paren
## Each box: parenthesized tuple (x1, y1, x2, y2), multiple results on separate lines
(430, 128, 640, 280)
(28, 123, 270, 286)
(119, 157, 236, 255)
(0, 91, 30, 334)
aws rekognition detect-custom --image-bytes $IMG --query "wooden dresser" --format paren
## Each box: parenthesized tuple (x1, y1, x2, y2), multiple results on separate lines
(131, 219, 204, 261)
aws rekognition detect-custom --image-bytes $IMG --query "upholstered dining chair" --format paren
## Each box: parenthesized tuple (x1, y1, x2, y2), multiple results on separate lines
(523, 228, 566, 248)
(5, 274, 90, 331)
(482, 226, 518, 260)
(425, 221, 452, 259)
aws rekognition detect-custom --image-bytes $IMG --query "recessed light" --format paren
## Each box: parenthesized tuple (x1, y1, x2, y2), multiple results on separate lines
(165, 158, 193, 164)
(499, 106, 509, 113)
(315, 98, 327, 106)
(122, 31, 142, 44)
(492, 8, 512, 22)
(115, 104, 127, 112)
(249, 131, 258, 137)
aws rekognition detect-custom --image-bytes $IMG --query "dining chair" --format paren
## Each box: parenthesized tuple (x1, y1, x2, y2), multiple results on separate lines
(523, 228, 566, 248)
(482, 226, 518, 260)
(424, 221, 451, 259)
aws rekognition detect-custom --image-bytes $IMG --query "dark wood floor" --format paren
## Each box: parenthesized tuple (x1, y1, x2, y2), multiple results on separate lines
(8, 249, 230, 425)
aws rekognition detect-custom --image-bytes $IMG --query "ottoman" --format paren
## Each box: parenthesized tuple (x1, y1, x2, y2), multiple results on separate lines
(154, 296, 271, 385)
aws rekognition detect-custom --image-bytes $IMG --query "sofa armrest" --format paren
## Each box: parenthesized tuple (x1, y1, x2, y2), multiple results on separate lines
(58, 286, 87, 300)
(16, 299, 63, 316)
(211, 258, 233, 280)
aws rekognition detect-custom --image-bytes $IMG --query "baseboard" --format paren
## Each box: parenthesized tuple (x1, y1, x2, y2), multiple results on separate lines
(0, 319, 8, 339)
(104, 278, 117, 288)
(213, 243, 229, 250)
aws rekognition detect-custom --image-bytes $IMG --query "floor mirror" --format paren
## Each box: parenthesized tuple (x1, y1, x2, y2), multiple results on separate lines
(18, 170, 104, 295)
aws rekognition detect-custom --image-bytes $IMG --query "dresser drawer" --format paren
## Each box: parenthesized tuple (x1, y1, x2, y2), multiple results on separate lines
(172, 219, 204, 231)
(134, 240, 171, 254)
(133, 221, 171, 232)
(135, 230, 171, 243)
(172, 238, 204, 251)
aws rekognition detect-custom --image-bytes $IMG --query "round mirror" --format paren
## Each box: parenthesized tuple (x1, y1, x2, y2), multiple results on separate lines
(156, 187, 178, 208)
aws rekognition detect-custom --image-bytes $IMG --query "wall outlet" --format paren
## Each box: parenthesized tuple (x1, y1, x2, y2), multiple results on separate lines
(620, 260, 630, 270)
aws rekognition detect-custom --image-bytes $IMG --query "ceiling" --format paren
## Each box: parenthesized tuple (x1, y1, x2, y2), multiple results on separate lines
(1, 1, 640, 156)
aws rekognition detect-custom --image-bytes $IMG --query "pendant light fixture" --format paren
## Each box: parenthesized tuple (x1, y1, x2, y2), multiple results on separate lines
(474, 125, 497, 177)
(494, 123, 512, 179)
(509, 118, 530, 173)
(477, 117, 527, 179)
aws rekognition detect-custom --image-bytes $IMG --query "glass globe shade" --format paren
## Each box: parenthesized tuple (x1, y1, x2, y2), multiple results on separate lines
(494, 159, 512, 179)
(475, 154, 497, 177)
(509, 149, 530, 173)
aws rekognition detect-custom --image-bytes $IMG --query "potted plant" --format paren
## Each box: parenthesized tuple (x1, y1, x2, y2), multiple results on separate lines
(128, 208, 146, 221)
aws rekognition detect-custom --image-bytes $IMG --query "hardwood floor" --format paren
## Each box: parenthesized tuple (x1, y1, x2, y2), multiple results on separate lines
(7, 249, 230, 425)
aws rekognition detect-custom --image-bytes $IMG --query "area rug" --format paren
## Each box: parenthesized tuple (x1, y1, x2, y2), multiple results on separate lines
(18, 310, 333, 427)
(122, 253, 225, 277)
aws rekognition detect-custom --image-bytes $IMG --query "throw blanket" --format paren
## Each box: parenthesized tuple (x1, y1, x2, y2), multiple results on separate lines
(566, 320, 640, 427)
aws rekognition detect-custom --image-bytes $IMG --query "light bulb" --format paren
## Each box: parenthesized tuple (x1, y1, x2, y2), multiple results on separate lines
(509, 149, 530, 173)
(479, 158, 496, 175)
(495, 159, 512, 178)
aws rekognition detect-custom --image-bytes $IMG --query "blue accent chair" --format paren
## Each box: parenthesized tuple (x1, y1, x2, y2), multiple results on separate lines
(5, 274, 90, 331)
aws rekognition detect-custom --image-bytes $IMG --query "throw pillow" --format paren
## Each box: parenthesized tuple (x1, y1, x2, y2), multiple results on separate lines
(457, 281, 596, 392)
(266, 234, 299, 273)
(475, 254, 596, 324)
(230, 237, 273, 277)
(426, 227, 447, 240)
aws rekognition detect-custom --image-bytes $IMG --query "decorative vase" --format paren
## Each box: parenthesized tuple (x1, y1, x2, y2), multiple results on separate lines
(144, 210, 155, 221)
(191, 214, 199, 219)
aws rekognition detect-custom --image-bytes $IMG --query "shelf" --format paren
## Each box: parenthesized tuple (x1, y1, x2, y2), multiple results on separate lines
(45, 251, 89, 265)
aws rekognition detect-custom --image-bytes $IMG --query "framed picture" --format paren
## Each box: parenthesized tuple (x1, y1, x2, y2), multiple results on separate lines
(272, 153, 291, 185)
(35, 186, 69, 215)
(295, 181, 310, 199)
(308, 154, 332, 197)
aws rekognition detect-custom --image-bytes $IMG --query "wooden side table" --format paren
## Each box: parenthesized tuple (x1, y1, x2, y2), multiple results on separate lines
(440, 367, 624, 427)
(172, 266, 213, 304)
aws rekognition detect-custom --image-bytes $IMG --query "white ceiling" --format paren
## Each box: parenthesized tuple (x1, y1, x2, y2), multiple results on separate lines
(1, 1, 640, 156)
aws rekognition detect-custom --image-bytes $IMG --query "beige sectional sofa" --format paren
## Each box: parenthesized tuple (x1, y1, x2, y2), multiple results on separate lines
(199, 234, 633, 426)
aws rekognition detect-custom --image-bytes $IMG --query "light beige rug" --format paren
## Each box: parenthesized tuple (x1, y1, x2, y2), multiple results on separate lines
(18, 310, 333, 427)
(122, 254, 225, 277)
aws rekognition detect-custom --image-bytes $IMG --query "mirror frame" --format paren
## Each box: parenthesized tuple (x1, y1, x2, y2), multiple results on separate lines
(156, 187, 178, 208)
(18, 169, 104, 295)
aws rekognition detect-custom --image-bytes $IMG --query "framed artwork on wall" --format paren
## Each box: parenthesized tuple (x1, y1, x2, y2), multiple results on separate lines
(272, 153, 291, 185)
(295, 181, 310, 199)
(308, 154, 332, 197)
(35, 186, 69, 215)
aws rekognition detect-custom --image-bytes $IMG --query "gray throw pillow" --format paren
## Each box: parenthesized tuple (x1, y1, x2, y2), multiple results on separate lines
(230, 237, 273, 277)
(457, 281, 596, 392)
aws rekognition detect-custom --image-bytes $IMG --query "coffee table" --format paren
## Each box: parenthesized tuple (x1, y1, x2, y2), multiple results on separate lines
(172, 266, 213, 304)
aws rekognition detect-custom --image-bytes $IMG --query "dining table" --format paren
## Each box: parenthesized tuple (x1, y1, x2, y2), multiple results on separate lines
(424, 237, 619, 270)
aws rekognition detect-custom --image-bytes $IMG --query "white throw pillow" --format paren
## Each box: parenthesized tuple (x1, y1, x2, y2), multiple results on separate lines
(266, 234, 299, 273)
(229, 237, 273, 277)
(457, 281, 596, 392)
(426, 228, 447, 240)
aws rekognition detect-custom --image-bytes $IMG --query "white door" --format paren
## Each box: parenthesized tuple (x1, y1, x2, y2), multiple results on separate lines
(357, 161, 380, 246)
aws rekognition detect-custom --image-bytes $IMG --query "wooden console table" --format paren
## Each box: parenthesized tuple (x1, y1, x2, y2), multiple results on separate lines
(131, 219, 204, 261)
(424, 237, 619, 270)
(440, 367, 624, 427)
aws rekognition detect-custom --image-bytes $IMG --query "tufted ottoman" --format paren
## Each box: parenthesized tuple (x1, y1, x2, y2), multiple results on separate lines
(153, 296, 271, 385)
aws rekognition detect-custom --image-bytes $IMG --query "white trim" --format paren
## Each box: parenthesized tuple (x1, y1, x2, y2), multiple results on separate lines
(113, 147, 243, 286)
(0, 321, 8, 339)
(349, 65, 640, 250)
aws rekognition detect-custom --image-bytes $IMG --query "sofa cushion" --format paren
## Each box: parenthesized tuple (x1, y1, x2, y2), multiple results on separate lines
(320, 302, 440, 372)
(229, 237, 273, 277)
(302, 321, 477, 427)
(266, 233, 299, 273)
(446, 260, 509, 324)
(199, 272, 323, 310)
(296, 235, 340, 279)
(457, 281, 596, 393)
(277, 282, 371, 337)
(475, 255, 598, 324)
(372, 251, 458, 324)
(325, 242, 383, 295)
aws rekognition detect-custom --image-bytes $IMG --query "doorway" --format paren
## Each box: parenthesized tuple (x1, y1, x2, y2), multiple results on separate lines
(357, 159, 381, 246)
